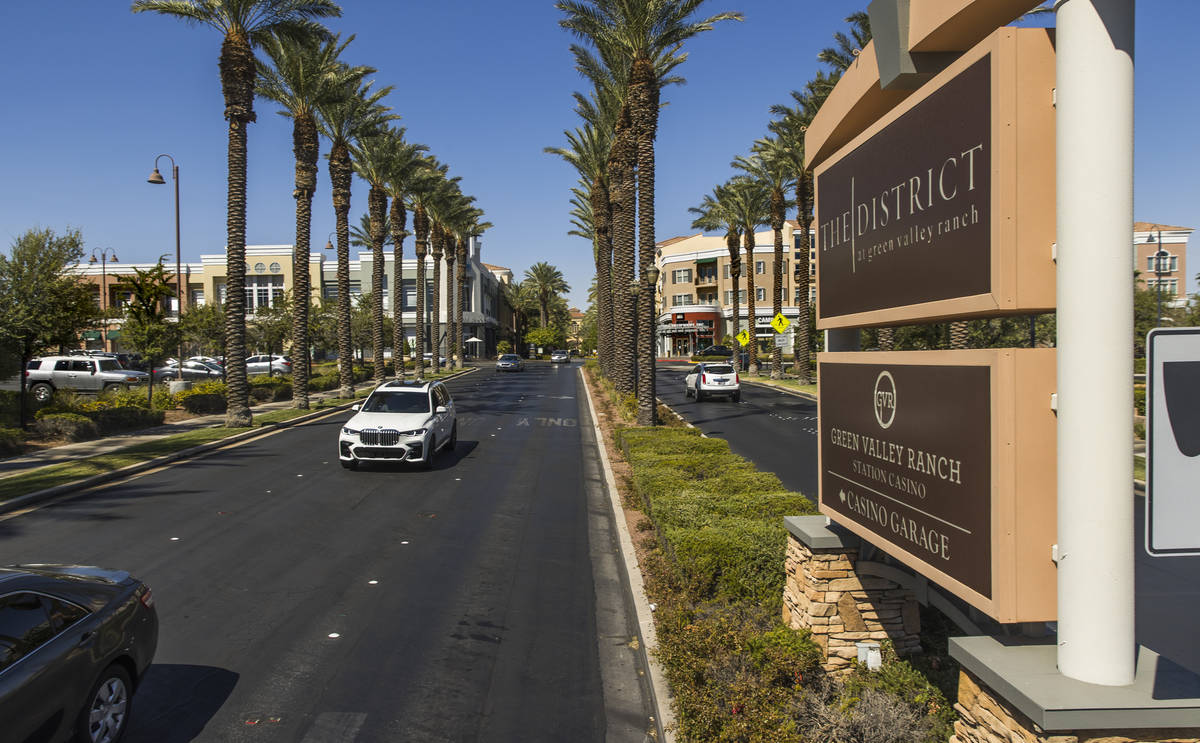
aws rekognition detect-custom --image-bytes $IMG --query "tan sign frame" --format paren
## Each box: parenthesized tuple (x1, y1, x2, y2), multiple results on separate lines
(818, 349, 1057, 622)
(815, 28, 1055, 330)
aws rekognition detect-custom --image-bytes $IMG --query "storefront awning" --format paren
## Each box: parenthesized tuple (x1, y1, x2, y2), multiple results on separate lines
(695, 257, 717, 264)
(106, 330, 121, 340)
(82, 330, 102, 341)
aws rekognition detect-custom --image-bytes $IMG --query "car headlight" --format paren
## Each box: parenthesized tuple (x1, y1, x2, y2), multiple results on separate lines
(397, 428, 427, 437)
(342, 427, 359, 436)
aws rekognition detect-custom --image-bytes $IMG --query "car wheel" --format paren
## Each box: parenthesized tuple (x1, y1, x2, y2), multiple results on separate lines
(103, 382, 123, 394)
(340, 459, 358, 470)
(30, 382, 53, 403)
(684, 386, 692, 398)
(271, 369, 284, 378)
(696, 386, 705, 402)
(422, 438, 436, 470)
(76, 663, 132, 743)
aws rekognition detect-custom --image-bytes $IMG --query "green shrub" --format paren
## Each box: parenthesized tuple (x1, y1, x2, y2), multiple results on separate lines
(33, 412, 99, 441)
(0, 427, 22, 456)
(181, 393, 226, 415)
(1135, 357, 1146, 374)
(842, 655, 956, 742)
(653, 491, 817, 531)
(667, 518, 790, 604)
(1134, 421, 1145, 440)
(1134, 386, 1146, 416)
(87, 406, 164, 434)
(689, 354, 736, 363)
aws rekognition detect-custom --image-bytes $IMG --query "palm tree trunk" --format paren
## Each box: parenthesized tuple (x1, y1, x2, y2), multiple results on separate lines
(878, 326, 895, 351)
(220, 36, 255, 427)
(369, 185, 387, 384)
(430, 228, 443, 370)
(455, 240, 467, 369)
(632, 58, 658, 426)
(608, 103, 636, 394)
(950, 321, 970, 349)
(390, 198, 407, 379)
(291, 113, 318, 409)
(771, 191, 785, 380)
(590, 180, 613, 378)
(744, 228, 759, 376)
(414, 206, 428, 381)
(445, 250, 456, 368)
(793, 172, 813, 384)
(330, 143, 354, 397)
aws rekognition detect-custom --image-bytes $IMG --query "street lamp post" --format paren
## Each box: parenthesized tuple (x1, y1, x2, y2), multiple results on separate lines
(89, 248, 119, 351)
(148, 155, 182, 368)
(1151, 229, 1169, 328)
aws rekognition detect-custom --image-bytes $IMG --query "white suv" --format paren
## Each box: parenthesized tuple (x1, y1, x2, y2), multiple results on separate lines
(337, 380, 456, 470)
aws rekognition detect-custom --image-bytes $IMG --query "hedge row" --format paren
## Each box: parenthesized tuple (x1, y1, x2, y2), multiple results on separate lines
(611, 424, 954, 741)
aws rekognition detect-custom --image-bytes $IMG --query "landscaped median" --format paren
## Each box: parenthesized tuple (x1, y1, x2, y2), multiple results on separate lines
(0, 393, 366, 510)
(585, 361, 955, 741)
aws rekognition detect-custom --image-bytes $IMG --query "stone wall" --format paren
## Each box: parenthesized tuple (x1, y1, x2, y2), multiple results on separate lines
(952, 669, 1200, 743)
(782, 530, 921, 675)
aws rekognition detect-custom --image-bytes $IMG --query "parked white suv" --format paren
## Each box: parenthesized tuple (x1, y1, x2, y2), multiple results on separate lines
(24, 356, 150, 402)
(337, 380, 456, 470)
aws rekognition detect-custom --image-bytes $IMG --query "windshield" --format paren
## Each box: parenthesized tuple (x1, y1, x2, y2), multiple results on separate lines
(98, 359, 122, 372)
(362, 392, 431, 414)
(499, 355, 519, 361)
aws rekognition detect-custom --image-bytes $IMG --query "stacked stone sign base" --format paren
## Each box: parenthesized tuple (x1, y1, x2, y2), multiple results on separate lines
(953, 669, 1200, 743)
(782, 516, 921, 674)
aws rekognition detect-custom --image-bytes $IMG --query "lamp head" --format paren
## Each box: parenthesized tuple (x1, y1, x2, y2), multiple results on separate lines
(147, 168, 166, 185)
(646, 265, 660, 285)
(89, 255, 97, 264)
(629, 281, 641, 297)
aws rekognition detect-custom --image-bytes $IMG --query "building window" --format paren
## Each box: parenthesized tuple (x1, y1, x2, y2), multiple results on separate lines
(723, 264, 730, 279)
(756, 261, 765, 275)
(724, 289, 747, 304)
(671, 293, 693, 307)
(245, 275, 285, 312)
(269, 262, 281, 274)
(794, 288, 802, 304)
(780, 288, 789, 303)
(254, 262, 266, 274)
(756, 287, 766, 301)
(672, 268, 692, 284)
(1148, 254, 1178, 273)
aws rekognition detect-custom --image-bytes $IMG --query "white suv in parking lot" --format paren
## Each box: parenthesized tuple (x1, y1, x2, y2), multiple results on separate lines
(337, 380, 456, 470)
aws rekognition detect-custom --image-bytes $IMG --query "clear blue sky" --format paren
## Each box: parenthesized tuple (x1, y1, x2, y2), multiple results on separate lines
(1, 2, 1197, 309)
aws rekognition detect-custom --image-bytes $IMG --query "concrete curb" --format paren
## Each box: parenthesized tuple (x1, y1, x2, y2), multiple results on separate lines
(579, 367, 675, 743)
(1, 367, 478, 515)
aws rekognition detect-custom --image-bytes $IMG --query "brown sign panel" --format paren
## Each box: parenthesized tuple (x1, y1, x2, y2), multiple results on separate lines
(819, 349, 1058, 623)
(820, 360, 992, 596)
(818, 57, 991, 320)
(814, 28, 1056, 329)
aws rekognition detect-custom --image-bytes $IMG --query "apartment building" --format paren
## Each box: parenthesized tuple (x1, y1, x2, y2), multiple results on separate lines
(1135, 222, 1192, 307)
(654, 220, 815, 358)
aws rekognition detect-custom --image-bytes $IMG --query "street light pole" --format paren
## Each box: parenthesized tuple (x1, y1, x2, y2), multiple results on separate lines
(148, 154, 182, 366)
(89, 248, 118, 352)
(1153, 229, 1166, 328)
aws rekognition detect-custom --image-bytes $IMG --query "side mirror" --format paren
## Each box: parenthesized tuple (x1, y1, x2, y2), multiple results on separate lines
(351, 404, 361, 411)
(436, 405, 448, 414)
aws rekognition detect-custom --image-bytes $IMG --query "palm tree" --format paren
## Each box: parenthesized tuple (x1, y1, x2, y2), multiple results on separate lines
(349, 211, 390, 249)
(690, 182, 742, 351)
(818, 11, 871, 73)
(406, 158, 450, 380)
(734, 140, 795, 380)
(427, 182, 470, 366)
(132, 0, 340, 426)
(383, 137, 429, 379)
(455, 213, 490, 369)
(524, 262, 571, 328)
(558, 0, 742, 421)
(316, 76, 395, 396)
(257, 32, 365, 409)
(352, 130, 403, 384)
(725, 176, 770, 375)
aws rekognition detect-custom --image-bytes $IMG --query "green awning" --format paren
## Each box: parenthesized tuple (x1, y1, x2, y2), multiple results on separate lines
(696, 257, 717, 264)
(82, 330, 102, 340)
(106, 330, 121, 340)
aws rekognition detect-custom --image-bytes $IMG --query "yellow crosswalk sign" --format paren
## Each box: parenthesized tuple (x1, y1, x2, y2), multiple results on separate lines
(771, 313, 791, 334)
(736, 329, 751, 346)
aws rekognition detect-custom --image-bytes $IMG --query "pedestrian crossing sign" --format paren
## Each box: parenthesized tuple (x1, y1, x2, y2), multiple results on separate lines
(771, 313, 791, 334)
(736, 329, 751, 346)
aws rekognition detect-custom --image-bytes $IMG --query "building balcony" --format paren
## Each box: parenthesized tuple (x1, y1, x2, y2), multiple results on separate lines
(694, 274, 719, 288)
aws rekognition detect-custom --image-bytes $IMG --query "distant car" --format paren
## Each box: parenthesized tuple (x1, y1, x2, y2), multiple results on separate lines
(0, 564, 158, 743)
(246, 354, 291, 377)
(24, 356, 149, 402)
(685, 362, 740, 402)
(422, 353, 448, 368)
(550, 350, 570, 364)
(188, 356, 223, 368)
(496, 354, 525, 372)
(338, 379, 457, 470)
(154, 360, 224, 382)
(696, 344, 734, 358)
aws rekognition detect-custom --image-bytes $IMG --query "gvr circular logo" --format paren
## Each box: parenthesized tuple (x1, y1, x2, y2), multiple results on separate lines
(873, 371, 896, 429)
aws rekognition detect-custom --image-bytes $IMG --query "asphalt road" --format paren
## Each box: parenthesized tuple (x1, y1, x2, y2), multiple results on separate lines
(0, 363, 656, 742)
(654, 363, 819, 500)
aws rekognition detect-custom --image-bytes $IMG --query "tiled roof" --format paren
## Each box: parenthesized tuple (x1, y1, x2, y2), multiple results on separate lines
(482, 263, 510, 271)
(1134, 221, 1192, 233)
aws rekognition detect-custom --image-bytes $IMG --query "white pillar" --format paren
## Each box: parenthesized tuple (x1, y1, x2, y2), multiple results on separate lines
(1055, 0, 1136, 686)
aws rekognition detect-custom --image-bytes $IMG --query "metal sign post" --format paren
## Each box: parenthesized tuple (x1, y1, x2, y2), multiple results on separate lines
(1146, 327, 1200, 557)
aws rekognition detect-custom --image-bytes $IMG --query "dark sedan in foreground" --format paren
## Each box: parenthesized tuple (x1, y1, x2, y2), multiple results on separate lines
(0, 565, 158, 743)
